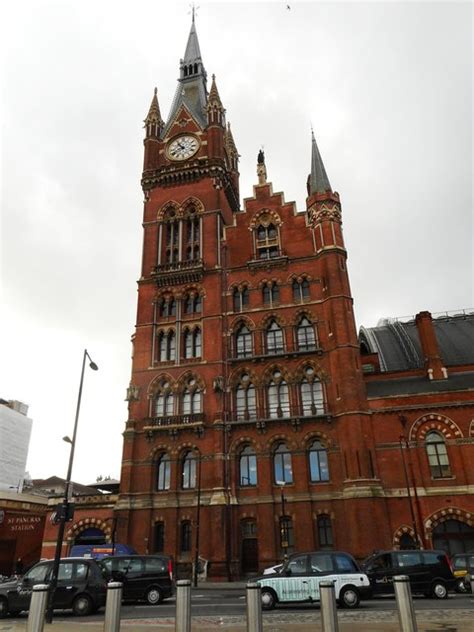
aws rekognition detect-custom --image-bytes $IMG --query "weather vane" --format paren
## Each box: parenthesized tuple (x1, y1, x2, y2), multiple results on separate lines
(189, 3, 200, 22)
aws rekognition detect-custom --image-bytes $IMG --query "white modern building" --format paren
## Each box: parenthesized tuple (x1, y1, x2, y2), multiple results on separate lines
(0, 399, 32, 492)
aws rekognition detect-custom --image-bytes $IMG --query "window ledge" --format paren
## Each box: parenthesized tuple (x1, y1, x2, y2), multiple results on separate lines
(431, 475, 456, 481)
(230, 348, 323, 362)
(247, 255, 289, 271)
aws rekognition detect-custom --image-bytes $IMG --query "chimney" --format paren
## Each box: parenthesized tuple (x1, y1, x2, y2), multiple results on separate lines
(415, 311, 448, 380)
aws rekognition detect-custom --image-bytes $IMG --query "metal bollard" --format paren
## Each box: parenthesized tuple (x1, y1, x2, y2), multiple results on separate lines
(27, 584, 48, 632)
(104, 582, 123, 632)
(175, 579, 191, 632)
(246, 582, 263, 632)
(319, 580, 339, 632)
(394, 575, 418, 632)
(470, 573, 474, 596)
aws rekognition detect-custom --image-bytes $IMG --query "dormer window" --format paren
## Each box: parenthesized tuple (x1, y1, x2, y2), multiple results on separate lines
(256, 223, 280, 259)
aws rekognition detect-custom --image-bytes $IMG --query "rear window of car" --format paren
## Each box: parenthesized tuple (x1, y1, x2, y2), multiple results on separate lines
(58, 562, 88, 581)
(117, 558, 143, 573)
(397, 552, 422, 568)
(145, 557, 167, 573)
(423, 552, 444, 566)
(335, 554, 358, 573)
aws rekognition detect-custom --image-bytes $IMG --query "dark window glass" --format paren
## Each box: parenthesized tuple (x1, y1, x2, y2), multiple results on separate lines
(145, 557, 166, 572)
(180, 521, 192, 553)
(425, 431, 451, 478)
(236, 325, 252, 357)
(309, 553, 334, 573)
(297, 317, 316, 350)
(280, 517, 294, 555)
(266, 321, 284, 354)
(309, 440, 330, 482)
(242, 287, 249, 307)
(236, 378, 256, 420)
(287, 554, 307, 575)
(335, 554, 357, 573)
(153, 523, 164, 553)
(182, 451, 197, 489)
(397, 552, 422, 568)
(317, 515, 333, 549)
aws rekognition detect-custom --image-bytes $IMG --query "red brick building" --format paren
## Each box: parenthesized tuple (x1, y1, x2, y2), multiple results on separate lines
(110, 19, 474, 579)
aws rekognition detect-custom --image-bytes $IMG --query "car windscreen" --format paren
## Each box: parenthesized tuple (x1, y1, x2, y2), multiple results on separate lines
(24, 564, 50, 583)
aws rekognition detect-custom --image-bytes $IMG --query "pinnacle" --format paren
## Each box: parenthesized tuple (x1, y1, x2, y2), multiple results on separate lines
(309, 130, 332, 195)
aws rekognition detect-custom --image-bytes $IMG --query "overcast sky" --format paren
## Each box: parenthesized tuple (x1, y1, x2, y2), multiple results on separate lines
(1, 1, 472, 486)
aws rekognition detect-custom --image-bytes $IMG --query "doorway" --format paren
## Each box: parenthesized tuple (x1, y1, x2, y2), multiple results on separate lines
(241, 519, 258, 575)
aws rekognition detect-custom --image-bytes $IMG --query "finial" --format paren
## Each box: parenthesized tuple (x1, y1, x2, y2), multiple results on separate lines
(212, 73, 215, 81)
(257, 147, 267, 185)
(257, 148, 265, 164)
(154, 87, 157, 96)
(189, 3, 199, 23)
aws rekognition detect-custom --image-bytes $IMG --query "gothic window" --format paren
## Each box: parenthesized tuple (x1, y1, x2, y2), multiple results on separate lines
(235, 373, 257, 420)
(425, 431, 451, 478)
(292, 278, 310, 302)
(266, 321, 284, 354)
(180, 521, 192, 553)
(153, 522, 164, 553)
(184, 293, 202, 314)
(184, 210, 200, 260)
(268, 370, 290, 418)
(239, 445, 257, 486)
(158, 330, 176, 362)
(156, 453, 171, 491)
(256, 223, 279, 259)
(165, 219, 179, 263)
(182, 451, 197, 489)
(262, 282, 279, 307)
(184, 328, 201, 359)
(235, 325, 253, 358)
(309, 440, 330, 482)
(160, 298, 176, 318)
(182, 378, 202, 415)
(297, 317, 316, 350)
(317, 515, 333, 549)
(154, 381, 174, 417)
(273, 442, 293, 483)
(233, 287, 249, 312)
(301, 367, 324, 415)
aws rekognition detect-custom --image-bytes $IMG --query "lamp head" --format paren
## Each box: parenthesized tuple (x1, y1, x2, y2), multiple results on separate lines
(63, 436, 72, 444)
(89, 361, 99, 371)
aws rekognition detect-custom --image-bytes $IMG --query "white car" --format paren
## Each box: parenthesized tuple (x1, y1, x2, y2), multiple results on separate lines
(256, 551, 371, 610)
(262, 563, 283, 575)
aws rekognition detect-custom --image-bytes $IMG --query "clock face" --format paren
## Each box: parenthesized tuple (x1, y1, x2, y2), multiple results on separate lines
(167, 135, 200, 161)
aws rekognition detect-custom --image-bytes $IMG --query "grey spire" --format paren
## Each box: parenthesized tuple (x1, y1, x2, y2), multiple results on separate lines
(163, 17, 208, 133)
(309, 130, 332, 194)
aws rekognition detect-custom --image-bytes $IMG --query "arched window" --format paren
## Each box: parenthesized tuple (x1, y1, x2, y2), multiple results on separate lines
(235, 373, 257, 420)
(165, 219, 179, 263)
(159, 298, 176, 318)
(156, 453, 171, 491)
(182, 451, 197, 489)
(236, 325, 252, 358)
(184, 293, 202, 314)
(185, 213, 200, 261)
(233, 287, 249, 312)
(432, 519, 474, 556)
(273, 442, 293, 483)
(262, 282, 279, 306)
(292, 278, 310, 303)
(297, 317, 316, 350)
(256, 223, 279, 259)
(154, 381, 174, 417)
(158, 330, 176, 362)
(266, 321, 284, 354)
(301, 367, 324, 415)
(316, 515, 333, 550)
(184, 327, 201, 359)
(268, 370, 290, 418)
(239, 445, 257, 486)
(182, 378, 202, 415)
(399, 533, 417, 550)
(180, 521, 192, 553)
(425, 431, 451, 478)
(309, 440, 330, 482)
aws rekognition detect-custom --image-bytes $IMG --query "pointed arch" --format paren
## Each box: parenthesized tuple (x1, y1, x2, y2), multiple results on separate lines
(409, 414, 463, 441)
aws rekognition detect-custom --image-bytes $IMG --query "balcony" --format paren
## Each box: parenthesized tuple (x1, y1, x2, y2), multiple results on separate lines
(151, 259, 204, 286)
(144, 413, 205, 437)
(229, 346, 324, 363)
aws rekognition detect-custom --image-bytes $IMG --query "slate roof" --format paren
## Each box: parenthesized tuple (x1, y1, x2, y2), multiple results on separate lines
(359, 311, 474, 372)
(309, 130, 332, 194)
(366, 371, 474, 398)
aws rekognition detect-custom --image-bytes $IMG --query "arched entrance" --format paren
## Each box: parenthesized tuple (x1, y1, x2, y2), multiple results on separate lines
(73, 527, 107, 546)
(432, 520, 474, 556)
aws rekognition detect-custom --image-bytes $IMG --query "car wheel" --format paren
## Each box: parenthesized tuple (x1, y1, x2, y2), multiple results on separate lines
(0, 597, 8, 618)
(261, 588, 276, 611)
(146, 586, 163, 605)
(339, 585, 360, 609)
(72, 594, 93, 616)
(431, 581, 448, 599)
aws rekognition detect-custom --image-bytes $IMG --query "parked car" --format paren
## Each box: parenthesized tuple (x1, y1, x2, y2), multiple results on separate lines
(262, 563, 283, 575)
(99, 555, 173, 605)
(362, 550, 456, 599)
(255, 551, 371, 610)
(0, 558, 107, 618)
(451, 552, 474, 593)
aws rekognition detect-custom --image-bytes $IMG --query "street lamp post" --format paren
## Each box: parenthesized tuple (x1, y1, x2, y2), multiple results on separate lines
(398, 435, 420, 549)
(276, 481, 288, 561)
(45, 349, 98, 624)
